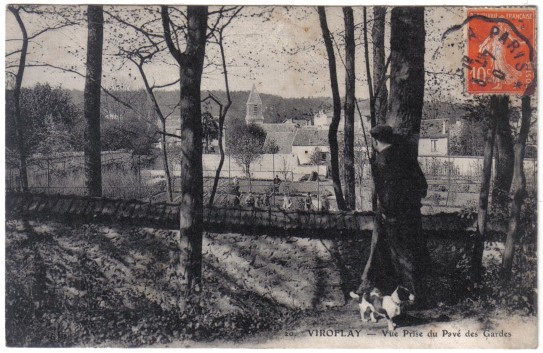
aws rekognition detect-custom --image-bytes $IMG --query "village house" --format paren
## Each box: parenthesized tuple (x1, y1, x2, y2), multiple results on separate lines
(419, 118, 461, 156)
(157, 83, 465, 179)
(291, 129, 329, 165)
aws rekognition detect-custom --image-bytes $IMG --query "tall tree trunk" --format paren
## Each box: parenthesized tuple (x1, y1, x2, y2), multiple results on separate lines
(343, 7, 356, 210)
(318, 6, 347, 211)
(472, 95, 499, 281)
(360, 7, 426, 293)
(502, 95, 531, 276)
(162, 5, 208, 310)
(363, 7, 375, 127)
(208, 28, 234, 207)
(137, 63, 174, 202)
(492, 96, 514, 209)
(8, 6, 29, 191)
(161, 119, 174, 201)
(372, 6, 388, 124)
(360, 7, 380, 291)
(83, 5, 104, 197)
(363, 7, 381, 210)
(208, 102, 226, 207)
(386, 7, 425, 157)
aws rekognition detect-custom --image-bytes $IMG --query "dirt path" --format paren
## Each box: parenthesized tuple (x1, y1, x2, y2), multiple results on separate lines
(161, 305, 537, 349)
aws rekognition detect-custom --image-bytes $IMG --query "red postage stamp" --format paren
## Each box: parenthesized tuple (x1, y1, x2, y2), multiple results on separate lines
(465, 8, 536, 95)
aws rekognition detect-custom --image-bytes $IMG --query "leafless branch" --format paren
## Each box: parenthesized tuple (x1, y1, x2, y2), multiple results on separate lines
(5, 49, 22, 58)
(156, 130, 182, 139)
(208, 6, 240, 16)
(373, 55, 392, 100)
(161, 5, 183, 64)
(27, 21, 77, 40)
(152, 78, 180, 90)
(163, 101, 180, 119)
(104, 8, 163, 44)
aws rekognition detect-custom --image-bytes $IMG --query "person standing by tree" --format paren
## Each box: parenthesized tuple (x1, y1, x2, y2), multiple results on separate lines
(305, 192, 313, 211)
(361, 124, 428, 303)
(273, 174, 281, 193)
(233, 192, 241, 208)
(264, 192, 271, 208)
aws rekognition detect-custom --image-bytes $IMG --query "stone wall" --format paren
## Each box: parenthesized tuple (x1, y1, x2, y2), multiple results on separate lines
(6, 192, 482, 237)
(5, 192, 489, 310)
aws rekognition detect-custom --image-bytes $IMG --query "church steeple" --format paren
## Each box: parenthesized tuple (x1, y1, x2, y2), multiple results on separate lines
(245, 84, 264, 124)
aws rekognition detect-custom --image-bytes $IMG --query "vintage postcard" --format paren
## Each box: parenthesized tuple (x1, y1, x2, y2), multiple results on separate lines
(3, 2, 538, 349)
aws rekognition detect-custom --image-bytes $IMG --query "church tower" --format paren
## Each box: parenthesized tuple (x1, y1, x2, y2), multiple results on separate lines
(245, 84, 264, 124)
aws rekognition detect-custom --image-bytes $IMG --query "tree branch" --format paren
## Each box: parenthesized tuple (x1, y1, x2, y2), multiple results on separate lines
(104, 8, 163, 43)
(152, 78, 181, 90)
(5, 49, 22, 58)
(27, 21, 77, 40)
(163, 100, 180, 119)
(373, 55, 392, 101)
(161, 5, 183, 64)
(155, 130, 182, 139)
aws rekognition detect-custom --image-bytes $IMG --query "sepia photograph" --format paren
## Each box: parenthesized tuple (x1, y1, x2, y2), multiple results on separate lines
(3, 1, 538, 349)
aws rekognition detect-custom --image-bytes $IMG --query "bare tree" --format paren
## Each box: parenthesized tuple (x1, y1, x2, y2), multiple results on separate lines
(7, 6, 29, 191)
(492, 98, 514, 209)
(343, 7, 356, 210)
(472, 95, 500, 281)
(6, 5, 76, 191)
(161, 5, 208, 310)
(387, 7, 425, 157)
(204, 6, 243, 207)
(278, 155, 292, 181)
(372, 7, 388, 124)
(360, 6, 426, 294)
(317, 6, 347, 211)
(104, 6, 182, 201)
(362, 6, 391, 211)
(84, 5, 104, 197)
(502, 95, 532, 276)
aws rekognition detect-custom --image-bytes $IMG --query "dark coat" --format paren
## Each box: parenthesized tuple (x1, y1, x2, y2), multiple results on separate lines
(363, 143, 430, 296)
(372, 144, 427, 218)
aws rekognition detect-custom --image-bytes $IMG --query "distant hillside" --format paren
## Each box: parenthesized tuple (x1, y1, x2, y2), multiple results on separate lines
(200, 90, 333, 124)
(65, 88, 466, 123)
(65, 89, 332, 124)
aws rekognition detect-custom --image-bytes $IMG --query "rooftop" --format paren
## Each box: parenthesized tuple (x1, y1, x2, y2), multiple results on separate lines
(264, 132, 297, 154)
(421, 119, 449, 138)
(292, 129, 329, 146)
(246, 84, 262, 105)
(261, 123, 298, 133)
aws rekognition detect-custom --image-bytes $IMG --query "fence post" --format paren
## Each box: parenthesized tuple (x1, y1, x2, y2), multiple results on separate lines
(317, 176, 320, 210)
(47, 158, 50, 190)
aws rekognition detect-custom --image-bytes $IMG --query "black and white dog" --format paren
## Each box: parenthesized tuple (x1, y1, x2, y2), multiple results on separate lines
(349, 286, 415, 331)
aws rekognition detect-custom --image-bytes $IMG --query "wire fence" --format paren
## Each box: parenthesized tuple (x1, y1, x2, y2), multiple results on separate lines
(6, 151, 537, 213)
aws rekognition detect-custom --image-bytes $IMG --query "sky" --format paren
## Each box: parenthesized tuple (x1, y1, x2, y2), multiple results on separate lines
(4, 2, 537, 104)
(5, 5, 475, 100)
